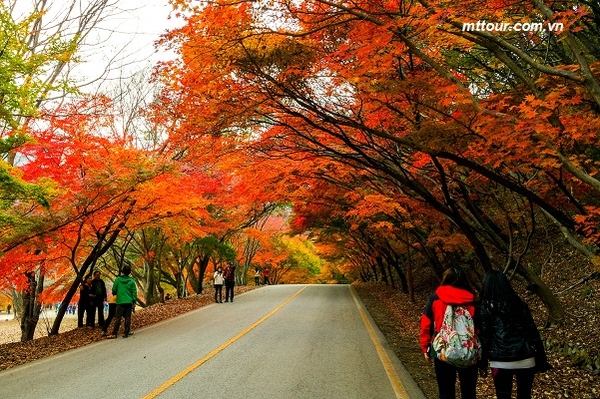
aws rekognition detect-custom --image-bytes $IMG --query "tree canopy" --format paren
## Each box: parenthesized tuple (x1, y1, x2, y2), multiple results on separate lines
(2, 0, 600, 340)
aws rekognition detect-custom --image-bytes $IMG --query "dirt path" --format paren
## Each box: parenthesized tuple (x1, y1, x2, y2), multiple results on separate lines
(0, 312, 79, 344)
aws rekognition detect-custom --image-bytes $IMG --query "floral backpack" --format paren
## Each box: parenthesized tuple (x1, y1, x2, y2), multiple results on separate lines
(432, 304, 481, 367)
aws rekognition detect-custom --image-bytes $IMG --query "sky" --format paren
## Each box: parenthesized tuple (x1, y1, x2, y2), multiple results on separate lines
(73, 1, 184, 89)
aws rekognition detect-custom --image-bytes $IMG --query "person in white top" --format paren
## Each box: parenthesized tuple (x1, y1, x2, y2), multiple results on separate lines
(213, 267, 225, 303)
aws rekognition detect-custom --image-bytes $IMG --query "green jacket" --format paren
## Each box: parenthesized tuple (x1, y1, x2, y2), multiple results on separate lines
(112, 275, 137, 305)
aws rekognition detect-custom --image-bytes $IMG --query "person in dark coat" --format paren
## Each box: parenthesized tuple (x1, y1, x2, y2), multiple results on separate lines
(479, 270, 552, 399)
(77, 275, 93, 328)
(224, 261, 236, 302)
(420, 267, 480, 399)
(89, 271, 107, 328)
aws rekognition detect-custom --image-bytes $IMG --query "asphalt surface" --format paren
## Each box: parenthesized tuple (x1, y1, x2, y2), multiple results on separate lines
(0, 285, 426, 399)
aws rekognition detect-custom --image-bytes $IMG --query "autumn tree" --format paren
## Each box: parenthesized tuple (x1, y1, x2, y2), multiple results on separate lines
(0, 0, 163, 339)
(156, 0, 600, 325)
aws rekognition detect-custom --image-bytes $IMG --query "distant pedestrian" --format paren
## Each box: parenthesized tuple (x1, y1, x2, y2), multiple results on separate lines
(89, 271, 107, 328)
(224, 261, 236, 302)
(102, 295, 117, 336)
(479, 270, 552, 399)
(165, 293, 172, 301)
(6, 303, 11, 314)
(78, 275, 93, 328)
(213, 266, 224, 303)
(262, 267, 270, 285)
(254, 268, 261, 286)
(420, 267, 481, 399)
(106, 266, 137, 339)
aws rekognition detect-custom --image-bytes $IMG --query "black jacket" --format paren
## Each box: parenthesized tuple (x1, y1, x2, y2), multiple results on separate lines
(480, 300, 549, 370)
(90, 278, 107, 305)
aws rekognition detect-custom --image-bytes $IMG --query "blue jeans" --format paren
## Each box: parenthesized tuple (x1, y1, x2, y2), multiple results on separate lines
(103, 303, 117, 333)
(434, 358, 478, 399)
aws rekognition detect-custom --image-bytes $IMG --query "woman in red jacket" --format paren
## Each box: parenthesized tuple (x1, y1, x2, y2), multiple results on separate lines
(420, 267, 480, 399)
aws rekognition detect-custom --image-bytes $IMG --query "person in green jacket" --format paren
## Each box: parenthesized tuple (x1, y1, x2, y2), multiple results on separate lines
(106, 266, 137, 339)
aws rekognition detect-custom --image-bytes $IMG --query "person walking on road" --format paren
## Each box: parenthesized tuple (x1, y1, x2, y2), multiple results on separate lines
(262, 267, 270, 285)
(479, 270, 552, 399)
(6, 303, 11, 314)
(224, 261, 236, 302)
(106, 266, 137, 339)
(420, 267, 481, 399)
(78, 275, 93, 328)
(89, 271, 107, 328)
(213, 266, 224, 303)
(254, 268, 261, 286)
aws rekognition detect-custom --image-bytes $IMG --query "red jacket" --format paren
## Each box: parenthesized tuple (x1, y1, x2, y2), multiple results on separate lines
(419, 285, 477, 354)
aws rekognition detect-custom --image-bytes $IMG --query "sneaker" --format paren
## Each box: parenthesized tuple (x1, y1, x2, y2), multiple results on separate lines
(224, 300, 228, 302)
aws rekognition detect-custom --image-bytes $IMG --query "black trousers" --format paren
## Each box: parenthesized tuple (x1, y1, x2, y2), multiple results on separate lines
(88, 301, 105, 327)
(112, 304, 133, 336)
(225, 281, 235, 301)
(433, 358, 478, 399)
(214, 284, 223, 302)
(77, 302, 91, 327)
(492, 367, 535, 399)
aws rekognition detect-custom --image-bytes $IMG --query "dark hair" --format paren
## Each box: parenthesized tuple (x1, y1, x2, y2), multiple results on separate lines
(440, 267, 471, 291)
(123, 266, 132, 276)
(480, 270, 524, 313)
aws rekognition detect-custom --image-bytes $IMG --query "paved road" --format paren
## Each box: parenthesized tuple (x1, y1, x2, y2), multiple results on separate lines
(0, 285, 426, 399)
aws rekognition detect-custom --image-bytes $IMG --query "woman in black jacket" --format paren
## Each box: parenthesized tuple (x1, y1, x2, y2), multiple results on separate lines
(479, 270, 551, 399)
(77, 275, 93, 328)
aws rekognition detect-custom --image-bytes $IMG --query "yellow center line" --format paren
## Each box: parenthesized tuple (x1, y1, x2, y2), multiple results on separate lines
(349, 285, 411, 399)
(142, 286, 308, 399)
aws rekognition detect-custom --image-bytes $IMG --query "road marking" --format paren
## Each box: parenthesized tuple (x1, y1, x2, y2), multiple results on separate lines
(142, 286, 308, 399)
(350, 286, 411, 399)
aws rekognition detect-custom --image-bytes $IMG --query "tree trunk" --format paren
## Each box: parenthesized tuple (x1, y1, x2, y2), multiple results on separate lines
(406, 241, 415, 303)
(52, 270, 88, 336)
(144, 259, 160, 306)
(20, 271, 44, 342)
(517, 263, 565, 327)
(51, 209, 133, 335)
(175, 271, 183, 298)
(10, 288, 22, 320)
(376, 256, 390, 285)
(390, 261, 408, 293)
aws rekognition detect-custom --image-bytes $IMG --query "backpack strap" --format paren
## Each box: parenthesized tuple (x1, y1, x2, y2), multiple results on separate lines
(424, 294, 440, 338)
